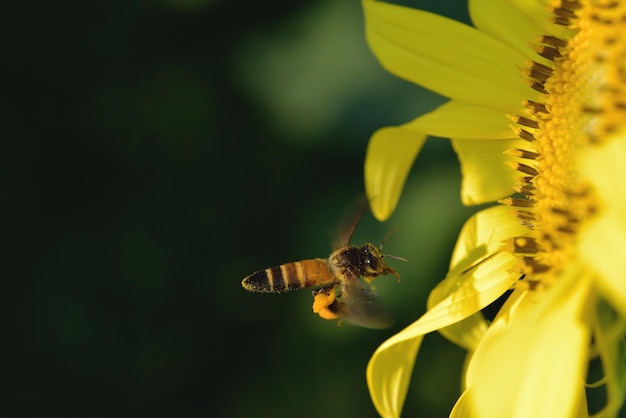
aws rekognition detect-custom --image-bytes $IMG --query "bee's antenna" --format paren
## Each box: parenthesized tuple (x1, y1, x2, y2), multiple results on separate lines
(384, 253, 408, 263)
(379, 227, 398, 250)
(379, 227, 407, 262)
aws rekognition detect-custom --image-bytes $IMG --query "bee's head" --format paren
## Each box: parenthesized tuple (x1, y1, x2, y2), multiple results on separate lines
(359, 243, 401, 282)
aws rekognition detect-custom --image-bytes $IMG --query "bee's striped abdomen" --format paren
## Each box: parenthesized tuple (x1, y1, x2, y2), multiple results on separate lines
(242, 258, 335, 293)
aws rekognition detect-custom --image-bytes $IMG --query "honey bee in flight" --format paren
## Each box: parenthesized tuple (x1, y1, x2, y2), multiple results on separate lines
(241, 201, 403, 329)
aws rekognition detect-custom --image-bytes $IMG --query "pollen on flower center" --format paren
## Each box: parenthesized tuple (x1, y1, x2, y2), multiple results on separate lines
(500, 0, 625, 285)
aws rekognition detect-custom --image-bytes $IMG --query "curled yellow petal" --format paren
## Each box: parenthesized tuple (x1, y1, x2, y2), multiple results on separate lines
(437, 312, 488, 352)
(447, 205, 530, 275)
(424, 251, 519, 332)
(365, 125, 426, 221)
(425, 206, 529, 350)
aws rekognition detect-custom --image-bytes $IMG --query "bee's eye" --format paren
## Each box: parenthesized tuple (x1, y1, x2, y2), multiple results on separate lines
(364, 252, 379, 269)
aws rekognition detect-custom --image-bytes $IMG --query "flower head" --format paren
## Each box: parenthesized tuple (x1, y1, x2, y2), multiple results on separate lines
(363, 0, 626, 417)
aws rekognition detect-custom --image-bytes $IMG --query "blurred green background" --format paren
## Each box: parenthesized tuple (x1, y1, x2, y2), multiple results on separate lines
(4, 0, 481, 416)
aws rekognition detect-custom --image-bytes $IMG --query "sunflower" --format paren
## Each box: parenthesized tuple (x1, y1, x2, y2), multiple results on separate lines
(362, 0, 626, 417)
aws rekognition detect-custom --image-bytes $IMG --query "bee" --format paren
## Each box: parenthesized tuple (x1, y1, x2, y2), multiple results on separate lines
(241, 201, 403, 329)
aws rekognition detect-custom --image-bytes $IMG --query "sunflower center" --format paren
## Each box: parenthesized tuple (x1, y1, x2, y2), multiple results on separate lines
(503, 0, 626, 286)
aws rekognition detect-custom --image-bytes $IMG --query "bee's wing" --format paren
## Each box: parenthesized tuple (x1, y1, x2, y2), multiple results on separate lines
(339, 274, 393, 329)
(332, 196, 369, 249)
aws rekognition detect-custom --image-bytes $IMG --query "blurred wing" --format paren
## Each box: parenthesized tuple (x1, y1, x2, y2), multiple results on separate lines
(332, 196, 370, 250)
(340, 274, 393, 329)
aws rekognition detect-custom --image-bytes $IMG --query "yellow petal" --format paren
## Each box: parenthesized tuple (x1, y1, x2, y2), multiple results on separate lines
(363, 0, 535, 112)
(581, 213, 626, 316)
(579, 131, 626, 316)
(454, 383, 589, 418)
(447, 205, 530, 275)
(365, 125, 427, 221)
(367, 336, 422, 418)
(437, 312, 488, 352)
(410, 100, 514, 139)
(452, 137, 529, 205)
(367, 250, 519, 417)
(503, 0, 574, 39)
(428, 204, 531, 351)
(469, 0, 547, 59)
(464, 267, 591, 418)
(424, 251, 519, 333)
(449, 389, 479, 418)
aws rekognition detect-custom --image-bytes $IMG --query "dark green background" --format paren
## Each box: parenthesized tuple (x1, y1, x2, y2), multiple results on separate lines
(4, 0, 483, 416)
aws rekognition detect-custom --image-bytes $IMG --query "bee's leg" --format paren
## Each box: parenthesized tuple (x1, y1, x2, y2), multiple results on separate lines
(312, 287, 343, 324)
(333, 307, 343, 328)
(312, 286, 335, 312)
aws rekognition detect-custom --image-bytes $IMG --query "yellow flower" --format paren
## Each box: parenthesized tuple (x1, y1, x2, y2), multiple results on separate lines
(363, 0, 626, 417)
